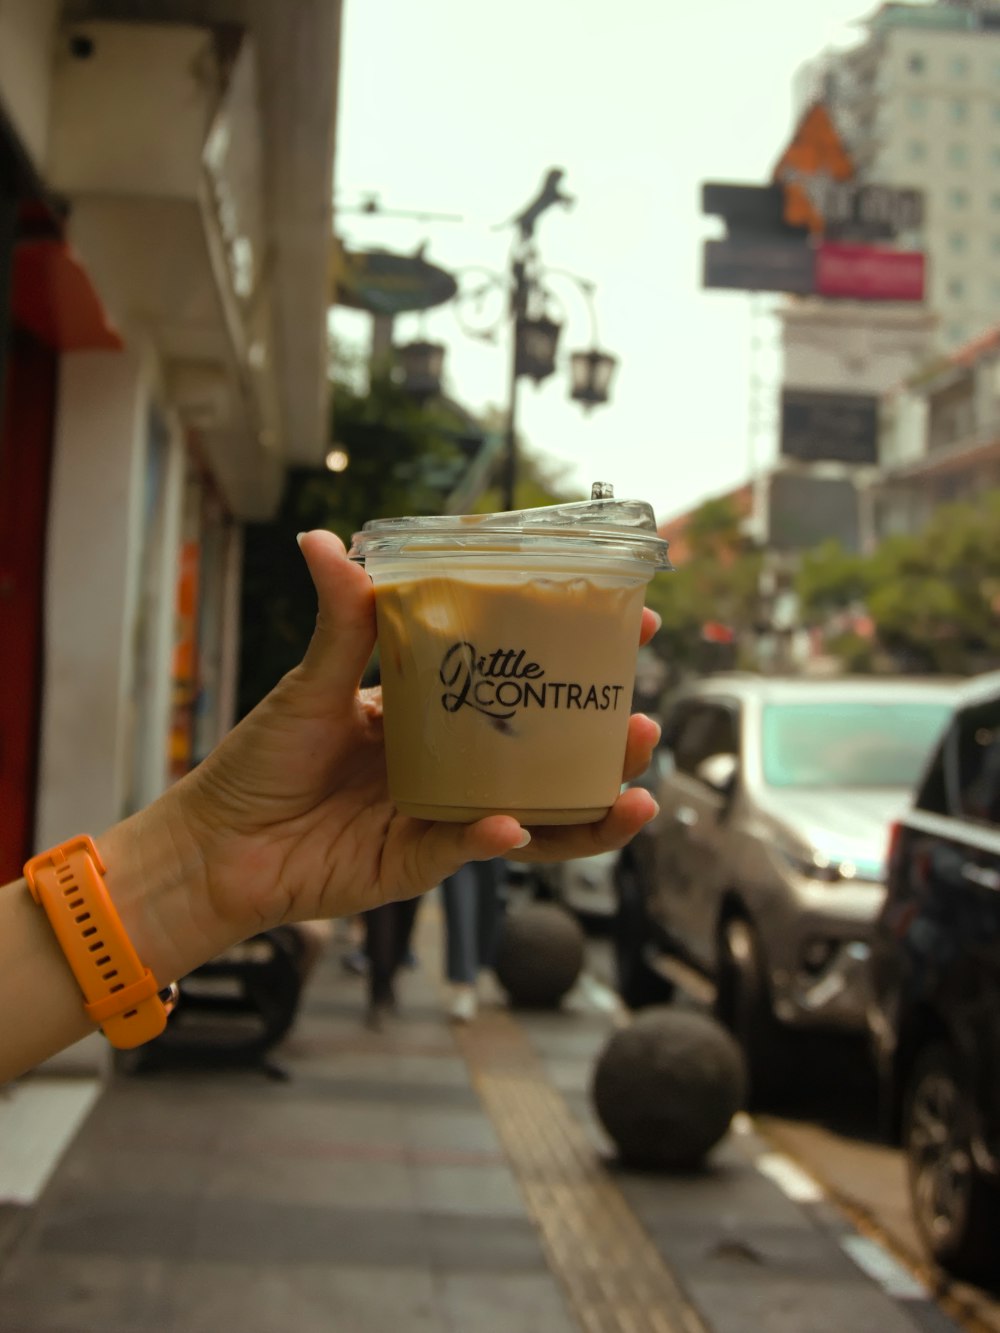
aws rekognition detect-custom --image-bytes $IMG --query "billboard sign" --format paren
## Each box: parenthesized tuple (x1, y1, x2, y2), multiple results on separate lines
(703, 238, 814, 295)
(780, 388, 879, 465)
(702, 180, 923, 242)
(333, 247, 458, 315)
(815, 242, 925, 302)
(772, 103, 854, 234)
(768, 472, 860, 553)
(701, 183, 797, 236)
(837, 183, 923, 235)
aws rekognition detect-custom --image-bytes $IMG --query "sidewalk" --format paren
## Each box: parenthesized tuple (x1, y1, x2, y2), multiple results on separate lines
(0, 905, 960, 1333)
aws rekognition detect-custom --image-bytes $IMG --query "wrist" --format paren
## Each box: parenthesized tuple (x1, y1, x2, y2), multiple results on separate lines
(96, 782, 235, 986)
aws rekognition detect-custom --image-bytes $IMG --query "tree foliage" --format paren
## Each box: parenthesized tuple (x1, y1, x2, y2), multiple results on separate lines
(238, 372, 474, 715)
(645, 497, 764, 681)
(796, 491, 1000, 676)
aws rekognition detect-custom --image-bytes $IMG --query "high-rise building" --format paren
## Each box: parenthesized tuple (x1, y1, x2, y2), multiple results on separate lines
(798, 0, 1000, 349)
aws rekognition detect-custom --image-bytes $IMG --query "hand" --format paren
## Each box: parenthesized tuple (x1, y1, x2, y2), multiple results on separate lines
(174, 531, 660, 940)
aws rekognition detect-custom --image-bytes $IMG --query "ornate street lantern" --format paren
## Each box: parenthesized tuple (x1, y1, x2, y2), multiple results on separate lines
(395, 339, 446, 397)
(569, 347, 618, 409)
(516, 316, 562, 383)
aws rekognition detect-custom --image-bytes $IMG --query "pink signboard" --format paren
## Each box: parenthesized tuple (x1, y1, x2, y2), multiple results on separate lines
(816, 243, 925, 302)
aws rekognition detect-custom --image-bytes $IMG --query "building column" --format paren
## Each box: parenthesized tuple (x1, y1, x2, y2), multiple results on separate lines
(34, 345, 154, 848)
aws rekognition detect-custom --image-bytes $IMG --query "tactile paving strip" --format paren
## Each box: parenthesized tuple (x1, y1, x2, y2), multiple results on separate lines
(455, 1011, 709, 1333)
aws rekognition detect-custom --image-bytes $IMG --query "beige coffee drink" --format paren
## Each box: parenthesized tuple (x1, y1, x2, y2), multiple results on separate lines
(349, 492, 671, 825)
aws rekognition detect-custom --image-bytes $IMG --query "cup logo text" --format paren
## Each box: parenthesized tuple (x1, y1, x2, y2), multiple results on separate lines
(440, 642, 625, 722)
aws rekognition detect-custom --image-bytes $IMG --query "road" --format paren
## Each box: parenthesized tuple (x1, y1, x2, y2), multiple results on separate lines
(580, 928, 1000, 1333)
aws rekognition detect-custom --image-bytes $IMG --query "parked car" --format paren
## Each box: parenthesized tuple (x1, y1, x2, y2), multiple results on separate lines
(529, 850, 619, 920)
(869, 671, 1000, 1283)
(614, 674, 955, 1100)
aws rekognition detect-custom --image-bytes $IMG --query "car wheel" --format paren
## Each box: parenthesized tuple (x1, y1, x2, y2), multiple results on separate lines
(903, 1043, 1000, 1282)
(613, 856, 675, 1010)
(715, 915, 787, 1107)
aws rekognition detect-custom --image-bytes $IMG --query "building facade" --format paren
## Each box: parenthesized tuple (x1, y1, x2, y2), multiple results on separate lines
(0, 2, 342, 887)
(799, 0, 1000, 350)
(876, 324, 1000, 536)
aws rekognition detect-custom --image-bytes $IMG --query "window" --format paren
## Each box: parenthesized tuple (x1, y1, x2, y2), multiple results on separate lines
(947, 276, 966, 299)
(950, 99, 969, 123)
(760, 702, 951, 790)
(951, 55, 970, 79)
(992, 146, 1000, 168)
(948, 231, 967, 254)
(993, 104, 1000, 125)
(907, 95, 927, 118)
(915, 734, 949, 815)
(948, 143, 969, 168)
(909, 139, 927, 162)
(671, 702, 739, 779)
(948, 323, 967, 344)
(992, 193, 1000, 212)
(950, 188, 970, 209)
(992, 235, 1000, 255)
(953, 700, 1000, 826)
(908, 52, 926, 74)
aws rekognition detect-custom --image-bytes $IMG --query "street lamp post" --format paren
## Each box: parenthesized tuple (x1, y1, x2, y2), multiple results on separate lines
(397, 169, 619, 511)
(497, 170, 618, 511)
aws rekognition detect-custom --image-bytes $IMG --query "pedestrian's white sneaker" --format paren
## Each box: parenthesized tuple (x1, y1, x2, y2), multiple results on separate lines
(449, 984, 478, 1024)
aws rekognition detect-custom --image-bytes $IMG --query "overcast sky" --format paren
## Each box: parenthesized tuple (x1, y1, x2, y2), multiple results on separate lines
(332, 0, 925, 522)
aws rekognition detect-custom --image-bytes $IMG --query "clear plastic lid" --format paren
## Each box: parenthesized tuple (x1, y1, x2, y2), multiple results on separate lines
(348, 488, 672, 571)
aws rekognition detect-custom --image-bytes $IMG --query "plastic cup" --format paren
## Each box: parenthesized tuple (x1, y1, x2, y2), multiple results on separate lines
(348, 492, 671, 825)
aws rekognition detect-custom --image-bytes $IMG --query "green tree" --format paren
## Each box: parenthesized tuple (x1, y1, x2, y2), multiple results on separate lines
(865, 495, 1000, 674)
(238, 372, 473, 715)
(645, 496, 763, 680)
(796, 540, 868, 626)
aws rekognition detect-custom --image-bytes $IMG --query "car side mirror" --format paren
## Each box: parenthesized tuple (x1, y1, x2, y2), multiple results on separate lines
(695, 752, 738, 796)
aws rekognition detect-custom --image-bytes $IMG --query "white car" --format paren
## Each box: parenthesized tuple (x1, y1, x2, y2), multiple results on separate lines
(534, 850, 619, 919)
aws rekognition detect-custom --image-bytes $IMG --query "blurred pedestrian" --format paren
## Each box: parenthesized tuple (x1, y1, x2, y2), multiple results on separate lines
(441, 859, 506, 1022)
(363, 898, 422, 1030)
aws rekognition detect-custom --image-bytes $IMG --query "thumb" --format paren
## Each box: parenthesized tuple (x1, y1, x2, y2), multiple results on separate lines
(297, 530, 377, 701)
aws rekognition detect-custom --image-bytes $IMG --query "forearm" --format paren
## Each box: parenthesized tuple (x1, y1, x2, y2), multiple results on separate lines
(0, 783, 234, 1085)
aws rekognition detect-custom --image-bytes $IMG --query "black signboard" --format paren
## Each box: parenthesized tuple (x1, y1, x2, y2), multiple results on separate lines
(780, 388, 879, 465)
(821, 183, 924, 237)
(702, 179, 924, 244)
(701, 183, 797, 235)
(768, 473, 860, 553)
(703, 238, 815, 295)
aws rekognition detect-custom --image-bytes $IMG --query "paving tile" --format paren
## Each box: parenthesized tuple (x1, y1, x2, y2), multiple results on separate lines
(412, 1162, 527, 1219)
(166, 1261, 448, 1333)
(437, 1272, 577, 1333)
(400, 1107, 503, 1156)
(286, 1073, 480, 1110)
(0, 1253, 174, 1331)
(689, 1277, 925, 1333)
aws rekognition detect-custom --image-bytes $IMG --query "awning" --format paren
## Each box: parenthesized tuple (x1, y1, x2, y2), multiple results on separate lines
(11, 238, 123, 351)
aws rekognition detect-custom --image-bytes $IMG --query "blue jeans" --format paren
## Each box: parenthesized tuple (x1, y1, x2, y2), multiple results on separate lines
(440, 860, 505, 985)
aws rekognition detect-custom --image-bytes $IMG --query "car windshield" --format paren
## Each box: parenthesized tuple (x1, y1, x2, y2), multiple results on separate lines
(761, 701, 951, 790)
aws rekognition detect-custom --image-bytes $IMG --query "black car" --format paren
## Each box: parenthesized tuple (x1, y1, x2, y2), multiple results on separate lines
(870, 671, 1000, 1283)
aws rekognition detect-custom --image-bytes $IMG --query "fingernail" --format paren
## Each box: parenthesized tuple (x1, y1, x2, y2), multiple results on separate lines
(296, 532, 308, 549)
(648, 800, 660, 820)
(649, 610, 662, 633)
(513, 829, 532, 848)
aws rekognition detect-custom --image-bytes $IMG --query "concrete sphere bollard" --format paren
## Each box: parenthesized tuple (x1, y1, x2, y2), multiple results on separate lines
(494, 903, 585, 1009)
(592, 1008, 745, 1170)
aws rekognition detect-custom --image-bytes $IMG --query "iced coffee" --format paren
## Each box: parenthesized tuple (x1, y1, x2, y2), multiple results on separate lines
(349, 493, 671, 825)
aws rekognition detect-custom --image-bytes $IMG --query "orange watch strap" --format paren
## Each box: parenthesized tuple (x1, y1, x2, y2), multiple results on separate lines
(23, 835, 176, 1049)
